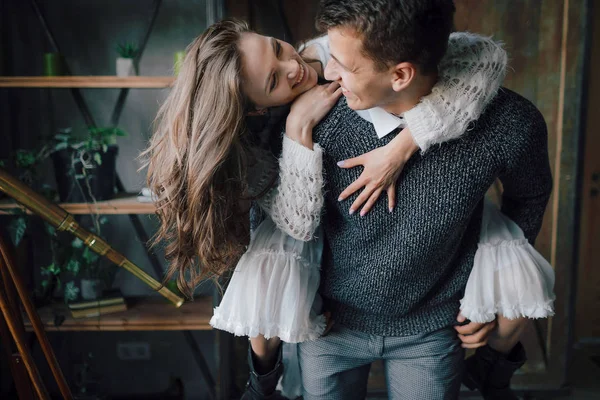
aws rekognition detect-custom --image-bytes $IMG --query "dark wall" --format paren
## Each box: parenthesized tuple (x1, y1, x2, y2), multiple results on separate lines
(0, 1, 218, 398)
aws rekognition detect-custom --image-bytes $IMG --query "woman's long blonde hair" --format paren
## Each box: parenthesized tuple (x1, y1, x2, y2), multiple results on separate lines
(141, 19, 254, 298)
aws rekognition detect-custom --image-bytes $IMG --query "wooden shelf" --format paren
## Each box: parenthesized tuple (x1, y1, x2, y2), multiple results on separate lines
(0, 76, 175, 88)
(0, 193, 156, 215)
(23, 296, 213, 331)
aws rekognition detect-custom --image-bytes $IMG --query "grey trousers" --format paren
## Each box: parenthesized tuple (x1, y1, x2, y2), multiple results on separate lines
(298, 323, 464, 400)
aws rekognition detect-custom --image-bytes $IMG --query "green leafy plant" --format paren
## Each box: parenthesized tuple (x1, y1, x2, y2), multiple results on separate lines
(2, 127, 126, 303)
(116, 42, 139, 59)
(51, 125, 126, 202)
(53, 127, 126, 164)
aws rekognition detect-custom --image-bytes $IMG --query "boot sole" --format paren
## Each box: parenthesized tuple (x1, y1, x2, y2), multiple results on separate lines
(462, 370, 481, 392)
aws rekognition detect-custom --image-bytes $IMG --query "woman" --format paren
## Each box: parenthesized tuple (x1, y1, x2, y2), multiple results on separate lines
(144, 20, 553, 400)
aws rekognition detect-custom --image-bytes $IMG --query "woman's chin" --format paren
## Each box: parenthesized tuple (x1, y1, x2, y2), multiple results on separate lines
(306, 71, 318, 89)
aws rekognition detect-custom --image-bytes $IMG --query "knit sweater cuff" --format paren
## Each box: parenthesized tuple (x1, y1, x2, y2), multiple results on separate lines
(282, 135, 323, 170)
(403, 105, 436, 152)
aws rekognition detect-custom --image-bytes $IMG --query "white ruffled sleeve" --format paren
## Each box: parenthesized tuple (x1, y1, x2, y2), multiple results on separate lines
(258, 135, 324, 241)
(403, 32, 507, 152)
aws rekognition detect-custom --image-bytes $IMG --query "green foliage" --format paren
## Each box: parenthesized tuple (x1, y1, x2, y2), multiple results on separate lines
(15, 150, 37, 168)
(52, 127, 126, 154)
(52, 126, 127, 174)
(64, 281, 80, 302)
(4, 127, 124, 303)
(8, 215, 27, 246)
(116, 42, 139, 58)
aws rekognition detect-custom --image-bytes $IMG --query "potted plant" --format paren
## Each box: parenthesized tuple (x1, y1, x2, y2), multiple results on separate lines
(2, 144, 117, 304)
(115, 42, 138, 77)
(51, 127, 126, 203)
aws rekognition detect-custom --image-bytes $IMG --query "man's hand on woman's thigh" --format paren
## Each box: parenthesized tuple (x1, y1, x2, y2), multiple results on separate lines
(454, 312, 497, 349)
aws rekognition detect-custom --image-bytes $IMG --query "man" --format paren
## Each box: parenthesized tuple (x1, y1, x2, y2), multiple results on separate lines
(296, 1, 552, 399)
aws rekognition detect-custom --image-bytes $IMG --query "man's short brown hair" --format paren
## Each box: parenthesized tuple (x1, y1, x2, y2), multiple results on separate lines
(316, 0, 455, 74)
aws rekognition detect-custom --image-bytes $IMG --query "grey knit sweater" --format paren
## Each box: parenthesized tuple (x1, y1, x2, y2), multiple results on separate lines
(312, 88, 553, 336)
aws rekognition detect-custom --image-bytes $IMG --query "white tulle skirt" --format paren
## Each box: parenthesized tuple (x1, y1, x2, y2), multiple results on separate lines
(459, 199, 556, 323)
(210, 217, 326, 343)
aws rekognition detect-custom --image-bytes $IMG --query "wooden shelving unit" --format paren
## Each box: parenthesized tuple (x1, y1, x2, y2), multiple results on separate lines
(0, 76, 175, 88)
(0, 194, 156, 215)
(23, 297, 212, 332)
(0, 3, 233, 398)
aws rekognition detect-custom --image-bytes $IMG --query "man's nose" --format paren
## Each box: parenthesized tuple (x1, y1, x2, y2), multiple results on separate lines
(324, 60, 339, 82)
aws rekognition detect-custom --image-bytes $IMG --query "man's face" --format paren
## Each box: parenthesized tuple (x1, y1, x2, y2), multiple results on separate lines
(324, 27, 396, 110)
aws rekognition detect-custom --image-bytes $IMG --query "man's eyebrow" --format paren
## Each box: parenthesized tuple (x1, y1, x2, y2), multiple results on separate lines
(264, 38, 277, 94)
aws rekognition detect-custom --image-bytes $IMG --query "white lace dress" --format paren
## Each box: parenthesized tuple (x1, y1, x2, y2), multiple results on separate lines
(210, 31, 555, 399)
(210, 137, 327, 343)
(459, 199, 556, 323)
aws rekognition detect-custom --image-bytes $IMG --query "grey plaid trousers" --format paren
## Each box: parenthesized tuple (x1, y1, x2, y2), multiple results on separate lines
(298, 323, 464, 400)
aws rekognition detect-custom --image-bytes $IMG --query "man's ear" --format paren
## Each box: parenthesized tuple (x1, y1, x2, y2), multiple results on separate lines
(390, 62, 416, 92)
(247, 108, 268, 116)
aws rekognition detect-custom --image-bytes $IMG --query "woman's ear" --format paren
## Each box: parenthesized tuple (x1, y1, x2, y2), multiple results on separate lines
(391, 62, 417, 92)
(247, 108, 268, 116)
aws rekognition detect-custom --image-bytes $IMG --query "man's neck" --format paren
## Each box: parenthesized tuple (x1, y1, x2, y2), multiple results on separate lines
(382, 73, 438, 115)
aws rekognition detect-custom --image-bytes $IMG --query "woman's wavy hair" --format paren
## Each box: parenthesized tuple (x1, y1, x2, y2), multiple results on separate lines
(141, 19, 255, 298)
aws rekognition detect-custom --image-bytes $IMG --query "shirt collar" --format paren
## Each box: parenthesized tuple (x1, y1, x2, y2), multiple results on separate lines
(355, 107, 406, 139)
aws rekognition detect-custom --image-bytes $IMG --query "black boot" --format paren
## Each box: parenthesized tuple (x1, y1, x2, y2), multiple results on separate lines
(463, 342, 526, 400)
(240, 344, 286, 400)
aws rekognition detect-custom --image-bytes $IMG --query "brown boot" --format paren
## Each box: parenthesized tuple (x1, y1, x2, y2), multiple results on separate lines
(463, 342, 526, 400)
(240, 344, 287, 400)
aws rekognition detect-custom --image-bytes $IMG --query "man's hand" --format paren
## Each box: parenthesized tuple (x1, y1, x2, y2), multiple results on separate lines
(454, 312, 497, 349)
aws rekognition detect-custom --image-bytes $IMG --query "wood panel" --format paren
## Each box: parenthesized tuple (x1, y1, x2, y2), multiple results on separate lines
(225, 0, 320, 43)
(576, 1, 600, 341)
(456, 0, 590, 388)
(455, 0, 558, 263)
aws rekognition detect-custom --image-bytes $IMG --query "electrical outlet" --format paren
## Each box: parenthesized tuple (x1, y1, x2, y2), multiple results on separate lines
(117, 342, 151, 360)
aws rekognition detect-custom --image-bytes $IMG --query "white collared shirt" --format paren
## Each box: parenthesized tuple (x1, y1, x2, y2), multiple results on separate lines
(356, 107, 406, 139)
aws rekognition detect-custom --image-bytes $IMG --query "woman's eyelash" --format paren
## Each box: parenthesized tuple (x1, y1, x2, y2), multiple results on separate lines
(270, 41, 282, 92)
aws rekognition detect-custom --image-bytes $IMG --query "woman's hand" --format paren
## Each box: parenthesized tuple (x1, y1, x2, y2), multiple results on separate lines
(337, 127, 419, 216)
(285, 82, 342, 149)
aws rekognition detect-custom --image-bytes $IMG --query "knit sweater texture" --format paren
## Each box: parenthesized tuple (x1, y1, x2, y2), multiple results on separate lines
(312, 88, 552, 336)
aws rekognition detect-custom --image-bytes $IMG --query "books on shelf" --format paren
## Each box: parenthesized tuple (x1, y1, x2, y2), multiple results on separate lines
(70, 302, 128, 319)
(68, 289, 127, 319)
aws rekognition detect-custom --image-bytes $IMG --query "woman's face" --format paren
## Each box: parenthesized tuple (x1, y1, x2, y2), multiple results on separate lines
(239, 32, 318, 109)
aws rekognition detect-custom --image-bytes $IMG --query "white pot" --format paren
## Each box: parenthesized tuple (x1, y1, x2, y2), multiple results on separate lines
(116, 57, 136, 77)
(80, 278, 104, 300)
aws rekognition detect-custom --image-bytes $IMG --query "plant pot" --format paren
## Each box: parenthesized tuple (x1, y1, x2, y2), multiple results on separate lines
(80, 278, 104, 300)
(52, 145, 118, 203)
(43, 52, 64, 76)
(116, 57, 136, 77)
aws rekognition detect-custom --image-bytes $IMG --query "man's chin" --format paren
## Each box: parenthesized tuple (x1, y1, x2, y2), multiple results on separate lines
(346, 99, 370, 111)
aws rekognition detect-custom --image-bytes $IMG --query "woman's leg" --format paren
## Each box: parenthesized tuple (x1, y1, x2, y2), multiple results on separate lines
(250, 335, 282, 373)
(487, 315, 527, 354)
(464, 316, 529, 400)
(242, 335, 285, 400)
